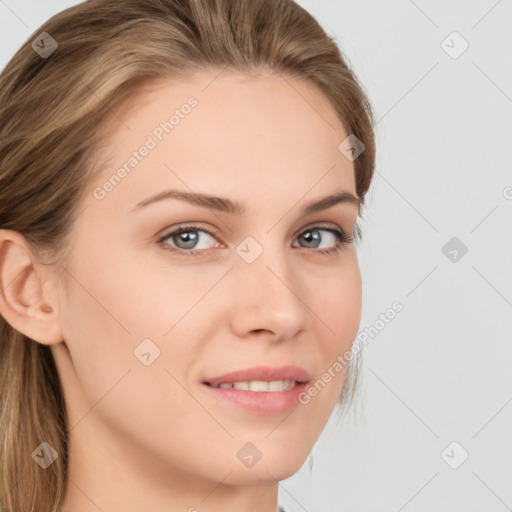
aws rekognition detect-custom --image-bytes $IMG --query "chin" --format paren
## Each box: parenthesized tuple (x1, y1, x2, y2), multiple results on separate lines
(224, 447, 311, 485)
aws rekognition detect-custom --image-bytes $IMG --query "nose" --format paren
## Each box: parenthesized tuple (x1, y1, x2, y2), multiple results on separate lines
(227, 244, 311, 342)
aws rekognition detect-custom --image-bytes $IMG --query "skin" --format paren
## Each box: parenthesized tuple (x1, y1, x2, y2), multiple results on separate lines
(0, 69, 362, 512)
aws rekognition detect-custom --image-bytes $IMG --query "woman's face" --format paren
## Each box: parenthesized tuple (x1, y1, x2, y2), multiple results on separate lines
(51, 70, 362, 486)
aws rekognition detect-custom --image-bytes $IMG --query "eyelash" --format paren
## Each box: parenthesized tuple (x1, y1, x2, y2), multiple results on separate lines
(157, 223, 354, 257)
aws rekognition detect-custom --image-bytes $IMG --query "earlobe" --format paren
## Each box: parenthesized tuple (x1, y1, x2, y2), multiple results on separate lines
(0, 229, 64, 346)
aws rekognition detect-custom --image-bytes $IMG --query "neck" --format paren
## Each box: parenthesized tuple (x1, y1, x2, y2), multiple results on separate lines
(60, 419, 281, 512)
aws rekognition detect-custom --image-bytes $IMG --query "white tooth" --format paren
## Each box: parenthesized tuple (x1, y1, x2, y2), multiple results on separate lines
(218, 380, 297, 391)
(249, 380, 270, 392)
(268, 380, 284, 391)
(233, 381, 250, 390)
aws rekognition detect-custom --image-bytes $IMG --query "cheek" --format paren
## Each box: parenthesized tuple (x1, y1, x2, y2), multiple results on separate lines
(312, 257, 362, 350)
(57, 259, 209, 462)
(58, 267, 138, 392)
(57, 251, 169, 394)
(305, 257, 361, 403)
(59, 252, 217, 402)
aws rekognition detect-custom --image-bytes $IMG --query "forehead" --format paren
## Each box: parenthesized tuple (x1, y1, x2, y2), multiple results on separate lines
(87, 70, 355, 216)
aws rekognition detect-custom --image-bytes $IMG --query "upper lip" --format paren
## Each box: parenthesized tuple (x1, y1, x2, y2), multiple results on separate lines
(203, 365, 311, 386)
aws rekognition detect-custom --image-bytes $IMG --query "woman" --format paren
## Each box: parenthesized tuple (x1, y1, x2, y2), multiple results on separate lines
(0, 0, 376, 511)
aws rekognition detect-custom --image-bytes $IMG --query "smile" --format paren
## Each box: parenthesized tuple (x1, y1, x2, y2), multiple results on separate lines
(207, 379, 296, 391)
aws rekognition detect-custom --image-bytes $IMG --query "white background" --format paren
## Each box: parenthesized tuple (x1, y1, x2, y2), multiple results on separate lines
(1, 1, 511, 511)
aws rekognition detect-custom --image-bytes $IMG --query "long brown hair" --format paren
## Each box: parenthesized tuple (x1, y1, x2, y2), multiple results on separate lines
(0, 0, 376, 510)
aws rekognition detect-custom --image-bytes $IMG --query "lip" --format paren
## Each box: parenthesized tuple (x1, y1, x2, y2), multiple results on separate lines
(202, 365, 311, 415)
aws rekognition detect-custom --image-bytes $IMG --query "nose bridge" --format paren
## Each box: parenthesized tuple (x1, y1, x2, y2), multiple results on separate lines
(228, 234, 310, 338)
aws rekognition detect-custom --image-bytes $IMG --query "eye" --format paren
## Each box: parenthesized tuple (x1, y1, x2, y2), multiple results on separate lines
(157, 223, 354, 257)
(158, 224, 220, 254)
(292, 225, 354, 255)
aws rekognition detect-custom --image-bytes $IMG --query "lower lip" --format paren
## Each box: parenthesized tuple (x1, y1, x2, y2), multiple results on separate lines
(202, 382, 308, 415)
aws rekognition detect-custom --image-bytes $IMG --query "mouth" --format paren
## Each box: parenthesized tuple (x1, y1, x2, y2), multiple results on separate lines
(203, 364, 310, 386)
(201, 365, 310, 415)
(204, 379, 298, 391)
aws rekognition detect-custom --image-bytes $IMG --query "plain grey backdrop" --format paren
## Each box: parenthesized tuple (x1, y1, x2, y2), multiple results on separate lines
(1, 1, 511, 511)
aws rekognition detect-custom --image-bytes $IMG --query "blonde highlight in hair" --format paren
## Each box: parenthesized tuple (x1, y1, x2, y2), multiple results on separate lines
(0, 1, 376, 510)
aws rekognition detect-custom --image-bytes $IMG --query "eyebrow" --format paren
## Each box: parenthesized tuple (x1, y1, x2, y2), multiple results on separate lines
(129, 188, 360, 215)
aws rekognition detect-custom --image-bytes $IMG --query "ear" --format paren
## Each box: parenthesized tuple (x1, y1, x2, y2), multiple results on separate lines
(0, 229, 64, 346)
